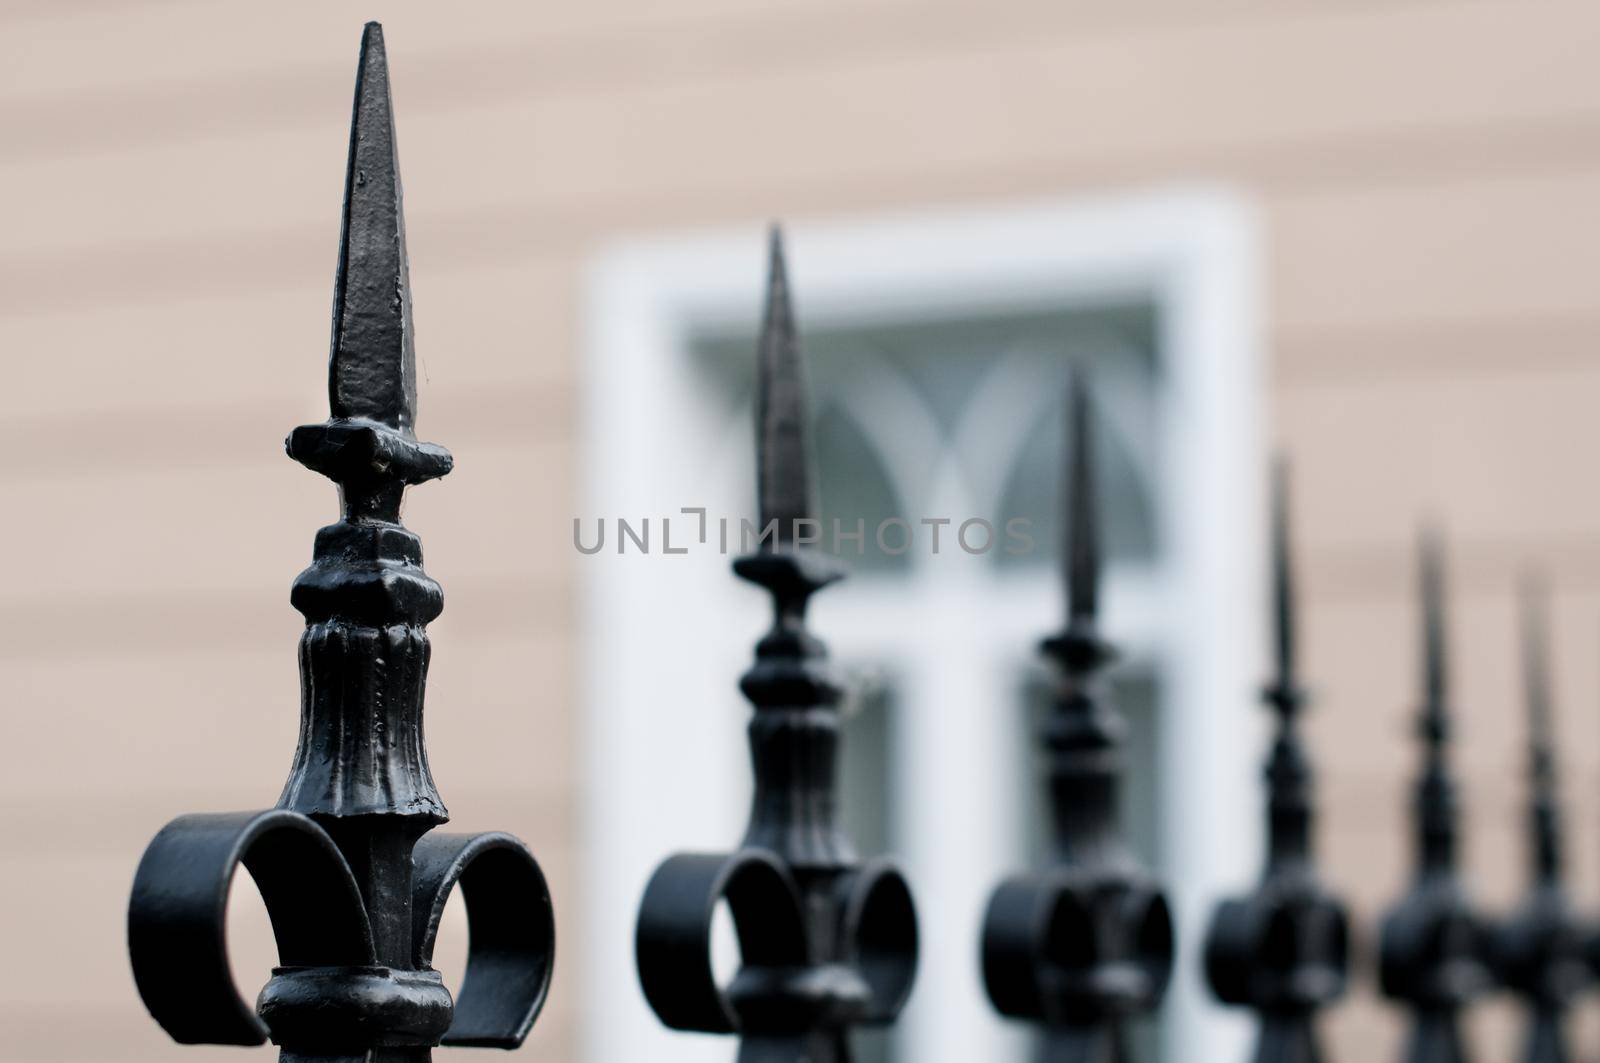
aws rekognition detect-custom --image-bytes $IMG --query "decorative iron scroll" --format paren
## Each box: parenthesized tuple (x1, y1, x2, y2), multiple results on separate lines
(1204, 461, 1349, 1063)
(634, 230, 918, 1063)
(980, 373, 1173, 1061)
(127, 24, 554, 1061)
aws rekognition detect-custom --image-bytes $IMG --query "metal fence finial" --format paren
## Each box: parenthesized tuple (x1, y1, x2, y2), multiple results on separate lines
(635, 228, 918, 1063)
(1261, 458, 1310, 865)
(127, 24, 556, 1060)
(1421, 527, 1449, 752)
(1379, 527, 1490, 1063)
(1521, 573, 1559, 881)
(1269, 457, 1299, 702)
(1204, 457, 1350, 1062)
(1490, 572, 1589, 1062)
(980, 371, 1173, 1060)
(330, 21, 416, 432)
(1066, 367, 1099, 626)
(756, 225, 816, 542)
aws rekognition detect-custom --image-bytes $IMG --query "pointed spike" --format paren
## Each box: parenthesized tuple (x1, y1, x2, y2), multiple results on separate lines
(1521, 569, 1564, 883)
(1420, 525, 1449, 732)
(1271, 455, 1297, 693)
(1521, 571, 1553, 761)
(755, 225, 816, 541)
(328, 21, 417, 433)
(1065, 369, 1100, 623)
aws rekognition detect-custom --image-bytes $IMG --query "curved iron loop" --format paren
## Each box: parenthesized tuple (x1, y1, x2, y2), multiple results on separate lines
(410, 831, 556, 1047)
(1206, 885, 1350, 1014)
(1380, 881, 1492, 1008)
(982, 870, 1173, 1028)
(127, 810, 376, 1047)
(1111, 884, 1176, 1011)
(1491, 886, 1589, 1008)
(983, 872, 1063, 1022)
(832, 860, 918, 1024)
(636, 850, 812, 1035)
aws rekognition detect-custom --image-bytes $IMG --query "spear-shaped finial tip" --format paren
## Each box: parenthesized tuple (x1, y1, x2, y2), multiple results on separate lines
(1521, 570, 1553, 758)
(1519, 568, 1564, 883)
(755, 224, 815, 542)
(1265, 454, 1304, 715)
(1064, 368, 1100, 624)
(1419, 524, 1449, 738)
(328, 19, 417, 433)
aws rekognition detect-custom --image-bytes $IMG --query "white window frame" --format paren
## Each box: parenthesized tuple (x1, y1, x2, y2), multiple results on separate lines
(579, 191, 1264, 1063)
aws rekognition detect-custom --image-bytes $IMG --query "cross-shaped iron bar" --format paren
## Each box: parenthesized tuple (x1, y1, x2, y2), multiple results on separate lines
(1205, 460, 1349, 1063)
(1488, 575, 1589, 1062)
(980, 372, 1174, 1061)
(1379, 530, 1491, 1063)
(634, 229, 919, 1063)
(127, 24, 555, 1062)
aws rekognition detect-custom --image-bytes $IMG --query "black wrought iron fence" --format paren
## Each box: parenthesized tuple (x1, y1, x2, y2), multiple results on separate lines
(123, 20, 1600, 1063)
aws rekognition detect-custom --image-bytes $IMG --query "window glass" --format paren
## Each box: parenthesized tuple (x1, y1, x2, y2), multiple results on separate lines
(692, 304, 1159, 575)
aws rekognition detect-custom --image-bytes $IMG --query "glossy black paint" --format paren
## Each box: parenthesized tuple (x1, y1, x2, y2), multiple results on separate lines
(980, 374, 1173, 1062)
(634, 230, 918, 1063)
(126, 24, 554, 1061)
(1378, 531, 1492, 1063)
(1488, 577, 1589, 1063)
(1204, 462, 1350, 1063)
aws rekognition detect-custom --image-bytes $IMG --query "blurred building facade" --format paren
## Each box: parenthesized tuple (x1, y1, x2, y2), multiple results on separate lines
(6, 1, 1600, 1060)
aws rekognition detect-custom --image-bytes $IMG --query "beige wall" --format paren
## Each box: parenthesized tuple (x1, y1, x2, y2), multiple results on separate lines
(6, 0, 1600, 1059)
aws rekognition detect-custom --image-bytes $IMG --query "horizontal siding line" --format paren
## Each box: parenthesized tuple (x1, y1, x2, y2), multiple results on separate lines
(0, 218, 580, 316)
(0, 0, 1468, 161)
(0, 0, 187, 29)
(2, 534, 1600, 649)
(0, 386, 574, 481)
(10, 107, 1600, 317)
(0, 580, 573, 661)
(1302, 537, 1600, 604)
(1273, 312, 1600, 387)
(1319, 770, 1600, 787)
(3, 310, 1598, 481)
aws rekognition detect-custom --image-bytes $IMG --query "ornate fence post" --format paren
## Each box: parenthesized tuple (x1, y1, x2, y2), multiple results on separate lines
(979, 373, 1174, 1061)
(633, 229, 919, 1063)
(126, 24, 555, 1061)
(1489, 576, 1588, 1062)
(1204, 461, 1349, 1062)
(1378, 531, 1491, 1063)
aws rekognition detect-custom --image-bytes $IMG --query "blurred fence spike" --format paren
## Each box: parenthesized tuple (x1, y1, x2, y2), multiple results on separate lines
(1204, 458, 1350, 1062)
(1378, 529, 1491, 1063)
(978, 371, 1173, 1059)
(1489, 574, 1588, 1063)
(634, 228, 918, 1063)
